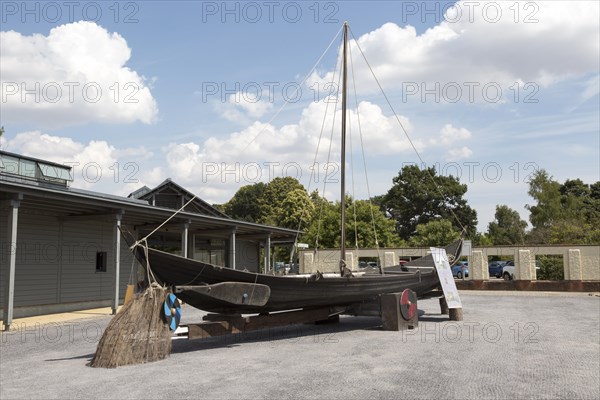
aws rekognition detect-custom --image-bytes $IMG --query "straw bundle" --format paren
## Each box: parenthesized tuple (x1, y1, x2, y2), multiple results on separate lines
(90, 284, 172, 368)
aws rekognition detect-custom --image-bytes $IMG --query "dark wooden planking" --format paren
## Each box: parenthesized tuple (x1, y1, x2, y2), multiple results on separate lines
(175, 283, 270, 306)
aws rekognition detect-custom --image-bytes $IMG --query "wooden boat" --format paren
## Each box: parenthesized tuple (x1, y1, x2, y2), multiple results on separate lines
(125, 22, 462, 315)
(124, 230, 461, 314)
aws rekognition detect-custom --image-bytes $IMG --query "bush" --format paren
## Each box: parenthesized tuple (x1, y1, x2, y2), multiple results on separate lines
(536, 255, 564, 280)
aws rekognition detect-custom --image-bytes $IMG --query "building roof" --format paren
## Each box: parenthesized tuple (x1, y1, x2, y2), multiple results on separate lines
(130, 178, 230, 219)
(0, 151, 298, 243)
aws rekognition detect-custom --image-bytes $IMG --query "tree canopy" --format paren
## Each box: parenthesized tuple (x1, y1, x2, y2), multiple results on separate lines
(408, 219, 461, 247)
(487, 205, 528, 245)
(302, 195, 400, 249)
(526, 171, 600, 244)
(378, 165, 477, 241)
(218, 167, 596, 250)
(223, 182, 266, 222)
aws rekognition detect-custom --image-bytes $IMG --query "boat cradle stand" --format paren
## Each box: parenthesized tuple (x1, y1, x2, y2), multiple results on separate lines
(176, 307, 344, 340)
(380, 289, 419, 331)
(175, 291, 423, 340)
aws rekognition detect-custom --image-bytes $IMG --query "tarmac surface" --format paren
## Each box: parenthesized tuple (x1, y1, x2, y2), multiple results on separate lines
(1, 291, 599, 399)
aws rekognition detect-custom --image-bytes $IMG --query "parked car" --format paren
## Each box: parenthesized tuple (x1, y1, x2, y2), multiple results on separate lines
(503, 260, 541, 280)
(488, 261, 506, 278)
(452, 261, 469, 279)
(274, 261, 285, 272)
(502, 261, 515, 280)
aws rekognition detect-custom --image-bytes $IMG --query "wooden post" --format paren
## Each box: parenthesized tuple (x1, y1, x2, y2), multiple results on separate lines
(449, 308, 464, 321)
(439, 296, 449, 315)
(381, 292, 418, 331)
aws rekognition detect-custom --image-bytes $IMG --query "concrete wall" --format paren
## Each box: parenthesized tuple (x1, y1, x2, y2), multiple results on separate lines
(300, 245, 600, 280)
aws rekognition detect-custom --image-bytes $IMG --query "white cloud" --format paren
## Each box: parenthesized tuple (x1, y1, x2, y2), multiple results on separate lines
(216, 90, 275, 123)
(1, 21, 158, 128)
(425, 124, 473, 160)
(437, 124, 472, 145)
(159, 99, 426, 200)
(581, 74, 600, 102)
(3, 131, 160, 195)
(445, 146, 473, 160)
(309, 1, 599, 103)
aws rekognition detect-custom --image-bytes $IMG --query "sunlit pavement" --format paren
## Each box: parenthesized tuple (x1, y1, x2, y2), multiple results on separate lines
(1, 292, 599, 399)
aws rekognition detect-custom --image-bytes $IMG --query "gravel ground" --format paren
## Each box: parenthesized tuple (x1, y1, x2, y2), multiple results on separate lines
(1, 292, 599, 399)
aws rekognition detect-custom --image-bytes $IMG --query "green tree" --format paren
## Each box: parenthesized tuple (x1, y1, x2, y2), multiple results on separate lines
(302, 195, 401, 249)
(526, 170, 600, 244)
(259, 177, 307, 225)
(380, 165, 477, 241)
(487, 205, 528, 245)
(223, 183, 266, 222)
(472, 232, 493, 246)
(526, 170, 562, 231)
(274, 188, 314, 230)
(408, 219, 461, 247)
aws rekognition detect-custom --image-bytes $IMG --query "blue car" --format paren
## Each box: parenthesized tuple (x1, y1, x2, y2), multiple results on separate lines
(488, 261, 506, 278)
(452, 261, 469, 279)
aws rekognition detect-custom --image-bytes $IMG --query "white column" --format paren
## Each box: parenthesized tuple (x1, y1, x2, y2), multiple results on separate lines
(383, 252, 396, 267)
(567, 249, 582, 280)
(229, 230, 236, 270)
(181, 222, 189, 258)
(302, 252, 315, 274)
(3, 199, 20, 331)
(112, 214, 122, 315)
(517, 250, 533, 280)
(264, 235, 271, 272)
(471, 250, 487, 280)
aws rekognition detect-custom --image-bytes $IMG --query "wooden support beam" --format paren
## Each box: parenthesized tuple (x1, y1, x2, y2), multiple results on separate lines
(381, 292, 419, 331)
(184, 307, 336, 340)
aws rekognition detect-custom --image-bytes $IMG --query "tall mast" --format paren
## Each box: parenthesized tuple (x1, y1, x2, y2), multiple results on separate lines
(339, 21, 348, 276)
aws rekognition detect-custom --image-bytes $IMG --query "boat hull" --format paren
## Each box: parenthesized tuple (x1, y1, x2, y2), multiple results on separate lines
(124, 230, 461, 314)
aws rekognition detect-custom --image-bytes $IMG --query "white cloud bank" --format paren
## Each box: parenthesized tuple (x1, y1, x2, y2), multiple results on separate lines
(307, 1, 599, 103)
(3, 131, 159, 196)
(1, 21, 158, 127)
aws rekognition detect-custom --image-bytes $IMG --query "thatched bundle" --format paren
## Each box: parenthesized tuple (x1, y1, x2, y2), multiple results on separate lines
(90, 284, 172, 368)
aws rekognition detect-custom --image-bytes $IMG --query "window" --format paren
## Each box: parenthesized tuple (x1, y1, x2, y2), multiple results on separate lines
(194, 238, 226, 267)
(96, 251, 107, 272)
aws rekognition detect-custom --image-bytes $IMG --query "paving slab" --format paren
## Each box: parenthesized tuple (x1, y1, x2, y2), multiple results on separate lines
(1, 292, 599, 399)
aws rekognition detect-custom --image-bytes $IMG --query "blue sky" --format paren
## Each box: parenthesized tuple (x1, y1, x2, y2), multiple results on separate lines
(1, 1, 599, 233)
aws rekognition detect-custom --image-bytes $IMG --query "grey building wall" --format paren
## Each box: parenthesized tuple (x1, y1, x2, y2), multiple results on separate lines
(0, 208, 133, 319)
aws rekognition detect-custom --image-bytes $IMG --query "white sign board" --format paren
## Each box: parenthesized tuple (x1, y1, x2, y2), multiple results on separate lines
(430, 247, 462, 309)
(461, 240, 472, 257)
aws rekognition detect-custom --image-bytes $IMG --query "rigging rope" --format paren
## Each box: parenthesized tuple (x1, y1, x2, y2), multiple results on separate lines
(347, 94, 359, 251)
(349, 37, 383, 273)
(348, 36, 383, 274)
(348, 26, 469, 237)
(315, 54, 344, 250)
(289, 31, 344, 264)
(130, 195, 198, 249)
(242, 24, 344, 152)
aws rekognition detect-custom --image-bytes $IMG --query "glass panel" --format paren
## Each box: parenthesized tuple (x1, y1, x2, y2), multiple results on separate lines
(38, 162, 73, 181)
(193, 237, 226, 266)
(212, 249, 225, 267)
(19, 159, 36, 178)
(0, 155, 19, 174)
(194, 249, 211, 264)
